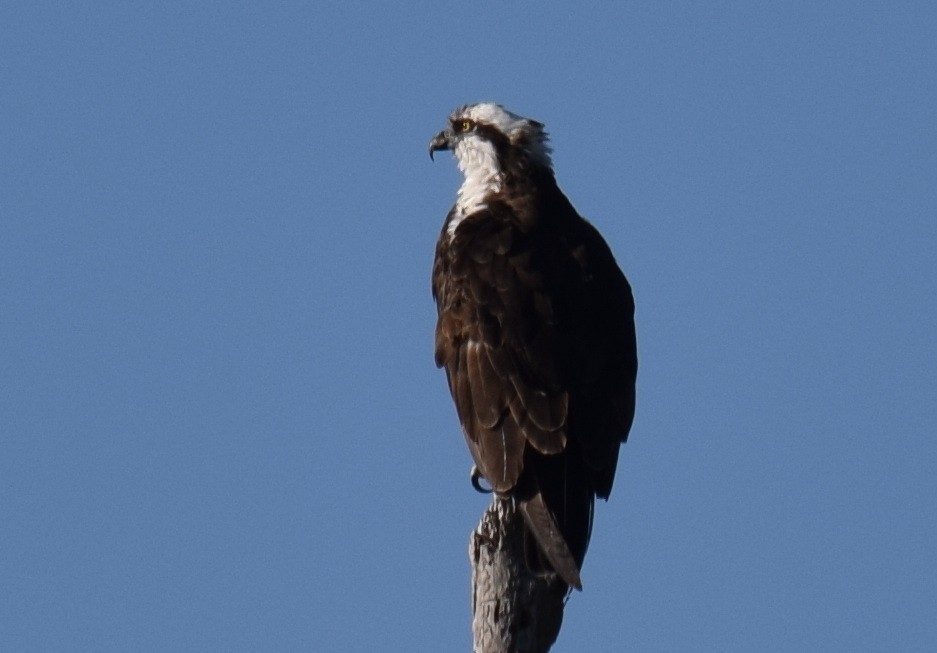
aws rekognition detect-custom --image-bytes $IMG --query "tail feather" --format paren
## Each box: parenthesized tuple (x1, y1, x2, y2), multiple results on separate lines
(518, 491, 583, 590)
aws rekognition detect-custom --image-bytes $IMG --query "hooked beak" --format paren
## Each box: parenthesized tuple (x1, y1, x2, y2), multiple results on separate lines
(428, 130, 452, 161)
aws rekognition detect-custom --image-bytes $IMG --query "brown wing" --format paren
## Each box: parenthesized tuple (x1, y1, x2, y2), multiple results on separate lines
(433, 200, 636, 495)
(561, 214, 637, 500)
(433, 204, 570, 493)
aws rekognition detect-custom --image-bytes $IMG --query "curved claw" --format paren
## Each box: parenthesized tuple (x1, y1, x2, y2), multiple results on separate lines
(470, 466, 492, 494)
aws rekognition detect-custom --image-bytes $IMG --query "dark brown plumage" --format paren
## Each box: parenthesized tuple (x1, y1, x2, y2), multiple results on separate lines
(430, 104, 637, 589)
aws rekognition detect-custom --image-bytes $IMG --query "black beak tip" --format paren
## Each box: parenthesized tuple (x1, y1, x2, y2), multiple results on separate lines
(429, 131, 450, 161)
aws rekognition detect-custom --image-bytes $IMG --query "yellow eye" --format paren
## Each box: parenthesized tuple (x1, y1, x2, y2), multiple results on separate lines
(459, 120, 474, 133)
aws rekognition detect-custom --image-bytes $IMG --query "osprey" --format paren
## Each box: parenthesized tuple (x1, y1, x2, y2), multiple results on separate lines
(429, 103, 637, 590)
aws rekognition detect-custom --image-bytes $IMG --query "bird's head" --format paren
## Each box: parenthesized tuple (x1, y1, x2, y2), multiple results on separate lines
(429, 103, 553, 174)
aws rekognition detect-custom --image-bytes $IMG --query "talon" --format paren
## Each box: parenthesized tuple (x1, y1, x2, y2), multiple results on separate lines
(470, 466, 492, 494)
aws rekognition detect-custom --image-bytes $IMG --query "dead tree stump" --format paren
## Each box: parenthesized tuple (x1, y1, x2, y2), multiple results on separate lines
(470, 497, 568, 653)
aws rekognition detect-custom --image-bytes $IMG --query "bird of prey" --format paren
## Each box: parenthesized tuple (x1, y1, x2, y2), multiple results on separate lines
(429, 103, 637, 590)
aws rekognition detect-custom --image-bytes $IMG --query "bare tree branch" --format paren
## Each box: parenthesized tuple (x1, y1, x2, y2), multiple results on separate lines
(470, 498, 568, 653)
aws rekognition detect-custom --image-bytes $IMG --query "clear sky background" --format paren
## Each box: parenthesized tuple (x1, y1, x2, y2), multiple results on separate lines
(1, 2, 935, 651)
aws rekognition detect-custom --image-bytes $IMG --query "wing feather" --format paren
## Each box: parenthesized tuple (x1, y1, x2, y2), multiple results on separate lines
(474, 402, 525, 492)
(466, 340, 505, 430)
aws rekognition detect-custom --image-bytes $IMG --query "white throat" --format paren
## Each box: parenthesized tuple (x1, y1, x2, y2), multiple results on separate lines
(448, 137, 503, 239)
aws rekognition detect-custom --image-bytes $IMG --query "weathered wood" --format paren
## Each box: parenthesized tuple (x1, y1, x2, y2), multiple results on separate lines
(470, 498, 568, 653)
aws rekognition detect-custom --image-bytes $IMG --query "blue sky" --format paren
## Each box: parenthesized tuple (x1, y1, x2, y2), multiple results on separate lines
(1, 2, 935, 651)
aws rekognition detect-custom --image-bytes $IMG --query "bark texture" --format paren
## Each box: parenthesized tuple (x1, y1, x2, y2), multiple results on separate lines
(470, 498, 568, 653)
